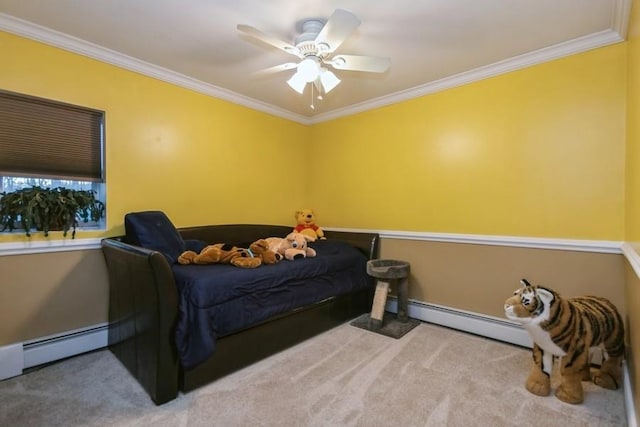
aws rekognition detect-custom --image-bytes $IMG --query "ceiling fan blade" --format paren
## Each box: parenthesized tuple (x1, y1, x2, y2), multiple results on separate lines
(253, 62, 298, 77)
(329, 55, 390, 73)
(314, 9, 360, 53)
(237, 24, 302, 58)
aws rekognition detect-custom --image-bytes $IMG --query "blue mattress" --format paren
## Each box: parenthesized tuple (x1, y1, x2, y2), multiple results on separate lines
(172, 239, 373, 369)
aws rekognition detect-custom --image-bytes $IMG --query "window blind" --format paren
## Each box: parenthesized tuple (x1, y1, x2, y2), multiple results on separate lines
(0, 90, 104, 182)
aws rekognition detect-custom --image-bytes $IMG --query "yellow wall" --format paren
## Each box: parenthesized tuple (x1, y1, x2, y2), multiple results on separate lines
(0, 31, 628, 241)
(311, 46, 626, 240)
(627, 0, 640, 245)
(0, 31, 310, 239)
(625, 0, 640, 419)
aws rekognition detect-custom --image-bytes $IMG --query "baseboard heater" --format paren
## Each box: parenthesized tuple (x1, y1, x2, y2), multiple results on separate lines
(385, 297, 533, 348)
(0, 323, 108, 381)
(386, 297, 609, 365)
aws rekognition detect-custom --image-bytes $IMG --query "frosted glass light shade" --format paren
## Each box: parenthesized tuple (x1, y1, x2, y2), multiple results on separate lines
(320, 70, 341, 93)
(297, 57, 320, 82)
(287, 72, 307, 94)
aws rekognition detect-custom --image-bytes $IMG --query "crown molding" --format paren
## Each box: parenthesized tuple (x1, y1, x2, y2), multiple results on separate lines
(0, 0, 629, 126)
(310, 28, 624, 123)
(0, 13, 313, 126)
(612, 0, 633, 39)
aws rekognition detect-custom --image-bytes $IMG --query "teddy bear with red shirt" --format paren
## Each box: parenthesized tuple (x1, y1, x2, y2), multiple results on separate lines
(293, 208, 326, 241)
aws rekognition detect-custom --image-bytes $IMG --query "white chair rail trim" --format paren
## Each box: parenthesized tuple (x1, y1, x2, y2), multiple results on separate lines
(622, 243, 640, 279)
(328, 227, 622, 254)
(0, 238, 102, 256)
(0, 229, 624, 256)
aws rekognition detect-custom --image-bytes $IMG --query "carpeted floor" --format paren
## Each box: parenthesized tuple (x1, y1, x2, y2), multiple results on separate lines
(0, 321, 627, 426)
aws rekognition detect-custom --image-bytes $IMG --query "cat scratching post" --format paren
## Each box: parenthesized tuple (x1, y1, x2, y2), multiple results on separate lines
(350, 259, 420, 338)
(369, 279, 391, 329)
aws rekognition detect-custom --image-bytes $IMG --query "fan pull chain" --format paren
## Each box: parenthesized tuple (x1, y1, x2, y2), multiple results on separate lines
(310, 83, 315, 110)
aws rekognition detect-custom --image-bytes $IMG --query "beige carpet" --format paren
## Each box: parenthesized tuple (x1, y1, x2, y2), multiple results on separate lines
(0, 321, 627, 426)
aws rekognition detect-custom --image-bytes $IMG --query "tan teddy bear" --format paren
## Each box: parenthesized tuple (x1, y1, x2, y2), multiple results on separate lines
(293, 208, 325, 241)
(265, 232, 316, 260)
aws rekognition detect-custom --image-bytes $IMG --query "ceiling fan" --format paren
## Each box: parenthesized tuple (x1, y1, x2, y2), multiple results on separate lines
(237, 9, 390, 100)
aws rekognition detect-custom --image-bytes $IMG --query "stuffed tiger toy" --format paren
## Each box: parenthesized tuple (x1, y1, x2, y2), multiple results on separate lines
(504, 278, 624, 404)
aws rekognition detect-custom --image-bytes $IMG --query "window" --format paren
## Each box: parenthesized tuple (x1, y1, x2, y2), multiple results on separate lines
(0, 177, 94, 193)
(0, 89, 105, 229)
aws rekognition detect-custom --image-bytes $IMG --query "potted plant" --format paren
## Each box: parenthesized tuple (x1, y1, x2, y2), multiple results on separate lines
(0, 186, 105, 238)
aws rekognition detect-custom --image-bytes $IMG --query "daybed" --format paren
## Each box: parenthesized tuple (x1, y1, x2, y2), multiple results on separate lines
(101, 211, 379, 405)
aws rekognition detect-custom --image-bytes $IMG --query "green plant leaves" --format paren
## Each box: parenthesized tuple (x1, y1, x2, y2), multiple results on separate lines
(0, 186, 105, 238)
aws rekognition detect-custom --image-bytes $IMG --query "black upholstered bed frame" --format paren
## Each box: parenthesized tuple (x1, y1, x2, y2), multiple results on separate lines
(101, 224, 379, 405)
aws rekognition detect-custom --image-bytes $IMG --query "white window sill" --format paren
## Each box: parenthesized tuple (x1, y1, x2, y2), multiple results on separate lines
(0, 233, 103, 256)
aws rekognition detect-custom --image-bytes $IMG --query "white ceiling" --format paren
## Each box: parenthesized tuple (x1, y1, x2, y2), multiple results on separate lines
(0, 0, 631, 124)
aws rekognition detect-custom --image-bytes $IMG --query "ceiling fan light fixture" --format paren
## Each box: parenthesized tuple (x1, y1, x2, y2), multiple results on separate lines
(287, 72, 307, 94)
(319, 69, 341, 93)
(239, 9, 388, 105)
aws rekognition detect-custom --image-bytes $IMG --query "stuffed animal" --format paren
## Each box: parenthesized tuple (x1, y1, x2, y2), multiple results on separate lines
(265, 232, 316, 260)
(177, 239, 281, 268)
(293, 208, 325, 241)
(504, 278, 624, 404)
(248, 239, 282, 264)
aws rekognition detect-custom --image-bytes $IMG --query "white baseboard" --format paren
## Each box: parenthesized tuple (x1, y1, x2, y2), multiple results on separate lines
(624, 360, 638, 427)
(385, 297, 636, 426)
(0, 343, 24, 380)
(385, 297, 533, 348)
(0, 323, 108, 381)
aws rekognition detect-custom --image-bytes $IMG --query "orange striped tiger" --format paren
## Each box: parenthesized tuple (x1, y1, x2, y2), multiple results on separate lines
(504, 278, 624, 404)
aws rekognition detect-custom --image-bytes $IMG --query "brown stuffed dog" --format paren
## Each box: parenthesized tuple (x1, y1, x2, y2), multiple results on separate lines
(248, 239, 282, 264)
(265, 232, 316, 261)
(177, 239, 281, 268)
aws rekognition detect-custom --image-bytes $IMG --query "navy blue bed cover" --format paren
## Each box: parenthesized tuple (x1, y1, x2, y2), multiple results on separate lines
(172, 239, 373, 369)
